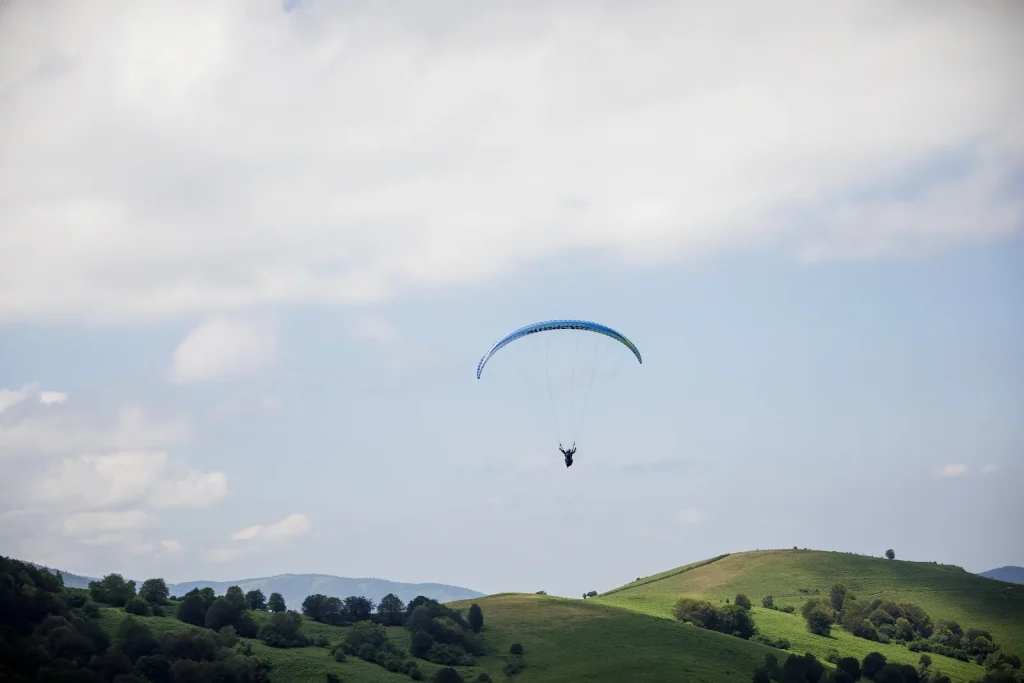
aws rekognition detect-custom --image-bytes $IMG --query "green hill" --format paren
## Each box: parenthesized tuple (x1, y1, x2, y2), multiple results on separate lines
(594, 549, 1024, 682)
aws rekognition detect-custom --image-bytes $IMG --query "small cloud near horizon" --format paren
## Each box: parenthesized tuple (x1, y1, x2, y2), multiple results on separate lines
(935, 464, 969, 478)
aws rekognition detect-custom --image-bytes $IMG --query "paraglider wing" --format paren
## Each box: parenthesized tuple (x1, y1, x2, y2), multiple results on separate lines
(476, 319, 642, 379)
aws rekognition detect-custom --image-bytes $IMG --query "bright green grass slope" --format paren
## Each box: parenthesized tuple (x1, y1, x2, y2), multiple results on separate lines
(596, 549, 1024, 683)
(98, 608, 484, 683)
(448, 593, 778, 682)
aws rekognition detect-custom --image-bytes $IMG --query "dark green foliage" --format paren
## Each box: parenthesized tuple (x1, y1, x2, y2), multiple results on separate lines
(751, 634, 790, 650)
(433, 667, 464, 683)
(138, 579, 169, 605)
(302, 593, 329, 621)
(345, 620, 389, 650)
(344, 596, 375, 622)
(503, 655, 527, 676)
(258, 610, 309, 648)
(404, 597, 483, 658)
(267, 592, 286, 613)
(178, 593, 208, 627)
(779, 652, 824, 683)
(863, 651, 888, 679)
(468, 603, 484, 633)
(836, 656, 861, 679)
(751, 669, 771, 683)
(510, 643, 524, 655)
(735, 594, 753, 611)
(88, 574, 137, 607)
(780, 605, 796, 614)
(475, 674, 493, 683)
(887, 549, 896, 560)
(829, 584, 847, 613)
(410, 630, 435, 658)
(377, 593, 406, 626)
(325, 674, 341, 683)
(123, 598, 150, 617)
(673, 596, 756, 639)
(245, 589, 267, 611)
(762, 595, 775, 609)
(874, 663, 921, 682)
(801, 598, 835, 637)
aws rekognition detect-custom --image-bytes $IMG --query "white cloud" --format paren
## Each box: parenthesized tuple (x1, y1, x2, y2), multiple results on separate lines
(211, 393, 281, 419)
(935, 464, 969, 478)
(28, 451, 227, 510)
(210, 513, 311, 563)
(349, 315, 436, 373)
(980, 464, 999, 475)
(61, 509, 157, 536)
(673, 508, 706, 525)
(0, 405, 189, 460)
(39, 391, 68, 405)
(0, 384, 38, 414)
(231, 512, 311, 542)
(0, 2, 1020, 324)
(169, 317, 277, 383)
(160, 539, 183, 552)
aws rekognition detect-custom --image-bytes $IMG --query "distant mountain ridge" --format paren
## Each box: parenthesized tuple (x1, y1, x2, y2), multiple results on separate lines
(25, 562, 483, 609)
(979, 566, 1024, 585)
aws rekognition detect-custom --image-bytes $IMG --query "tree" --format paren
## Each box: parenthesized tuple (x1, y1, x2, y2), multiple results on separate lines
(863, 652, 888, 679)
(801, 598, 835, 637)
(344, 595, 374, 622)
(468, 603, 484, 633)
(674, 597, 720, 629)
(762, 595, 774, 609)
(246, 589, 267, 611)
(837, 656, 861, 680)
(377, 593, 406, 626)
(886, 548, 896, 560)
(717, 604, 757, 639)
(89, 573, 137, 607)
(268, 592, 286, 613)
(224, 585, 247, 608)
(302, 593, 328, 621)
(830, 583, 848, 613)
(510, 643, 524, 655)
(177, 593, 207, 627)
(205, 597, 242, 632)
(411, 630, 435, 658)
(735, 594, 752, 611)
(125, 597, 151, 616)
(322, 596, 345, 625)
(139, 578, 169, 605)
(433, 667, 464, 683)
(344, 620, 388, 650)
(586, 591, 598, 598)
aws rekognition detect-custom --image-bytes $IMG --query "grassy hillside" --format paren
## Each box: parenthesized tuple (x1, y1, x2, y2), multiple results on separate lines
(447, 593, 776, 682)
(98, 607, 485, 683)
(596, 549, 1024, 682)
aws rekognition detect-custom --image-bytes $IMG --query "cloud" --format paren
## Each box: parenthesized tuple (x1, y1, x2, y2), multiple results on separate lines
(980, 464, 999, 475)
(39, 391, 68, 405)
(0, 384, 38, 414)
(935, 464, 969, 478)
(169, 318, 277, 383)
(0, 405, 189, 460)
(348, 314, 436, 373)
(622, 458, 698, 474)
(159, 539, 183, 552)
(0, 3, 1020, 324)
(231, 513, 311, 542)
(673, 508, 706, 525)
(209, 513, 311, 563)
(27, 451, 227, 510)
(211, 393, 281, 419)
(60, 509, 157, 536)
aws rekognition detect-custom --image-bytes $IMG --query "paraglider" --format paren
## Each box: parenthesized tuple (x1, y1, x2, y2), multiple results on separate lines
(476, 319, 642, 468)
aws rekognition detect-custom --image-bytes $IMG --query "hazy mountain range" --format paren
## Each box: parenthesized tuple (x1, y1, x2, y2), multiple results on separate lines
(978, 565, 1024, 585)
(27, 562, 484, 610)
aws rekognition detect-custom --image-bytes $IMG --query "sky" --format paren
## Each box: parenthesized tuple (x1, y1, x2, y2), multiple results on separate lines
(1, 0, 1022, 599)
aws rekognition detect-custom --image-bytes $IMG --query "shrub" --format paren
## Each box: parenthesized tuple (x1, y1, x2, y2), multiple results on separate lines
(837, 656, 861, 680)
(510, 643, 524, 655)
(410, 630, 434, 658)
(762, 596, 775, 609)
(433, 667, 463, 683)
(325, 675, 341, 683)
(476, 674, 493, 683)
(504, 656, 527, 676)
(779, 605, 796, 614)
(862, 652, 887, 680)
(674, 597, 719, 629)
(751, 634, 790, 650)
(735, 594, 752, 611)
(124, 598, 151, 617)
(825, 649, 841, 664)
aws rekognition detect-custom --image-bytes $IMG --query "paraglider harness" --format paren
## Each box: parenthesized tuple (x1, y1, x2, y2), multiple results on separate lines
(559, 443, 576, 467)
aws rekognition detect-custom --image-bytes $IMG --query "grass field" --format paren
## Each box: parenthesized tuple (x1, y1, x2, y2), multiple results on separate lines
(98, 608, 485, 683)
(447, 593, 776, 682)
(595, 549, 1024, 682)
